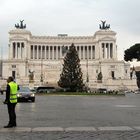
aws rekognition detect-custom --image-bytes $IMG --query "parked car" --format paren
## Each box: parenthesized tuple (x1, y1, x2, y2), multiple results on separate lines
(17, 86, 35, 102)
(134, 90, 140, 94)
(0, 85, 6, 94)
(97, 88, 107, 93)
(36, 86, 56, 93)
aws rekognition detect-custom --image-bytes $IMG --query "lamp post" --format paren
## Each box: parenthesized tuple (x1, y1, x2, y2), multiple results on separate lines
(97, 61, 102, 83)
(40, 58, 43, 85)
(86, 57, 89, 83)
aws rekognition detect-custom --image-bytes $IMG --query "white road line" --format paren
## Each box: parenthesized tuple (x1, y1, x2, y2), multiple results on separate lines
(0, 127, 31, 132)
(133, 126, 140, 130)
(98, 126, 133, 131)
(0, 126, 136, 132)
(65, 127, 96, 132)
(32, 127, 64, 132)
(115, 105, 136, 108)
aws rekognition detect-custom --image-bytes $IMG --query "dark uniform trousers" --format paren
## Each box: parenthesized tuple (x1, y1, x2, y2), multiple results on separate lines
(7, 103, 17, 126)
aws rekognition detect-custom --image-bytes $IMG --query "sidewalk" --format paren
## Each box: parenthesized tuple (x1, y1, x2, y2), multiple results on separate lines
(0, 126, 140, 140)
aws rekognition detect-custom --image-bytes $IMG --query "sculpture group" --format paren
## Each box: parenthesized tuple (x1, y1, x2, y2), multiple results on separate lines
(99, 20, 110, 30)
(15, 20, 26, 29)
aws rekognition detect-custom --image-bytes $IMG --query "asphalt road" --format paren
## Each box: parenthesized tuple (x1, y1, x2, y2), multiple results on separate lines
(0, 93, 140, 140)
(0, 93, 140, 128)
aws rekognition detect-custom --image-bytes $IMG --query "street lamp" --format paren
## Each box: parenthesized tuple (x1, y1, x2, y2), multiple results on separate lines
(40, 58, 43, 85)
(86, 57, 89, 83)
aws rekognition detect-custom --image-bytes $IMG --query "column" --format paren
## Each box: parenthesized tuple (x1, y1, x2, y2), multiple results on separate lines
(44, 46, 46, 60)
(88, 46, 91, 59)
(60, 46, 62, 58)
(24, 42, 27, 59)
(34, 46, 36, 59)
(113, 43, 117, 59)
(115, 43, 117, 59)
(110, 43, 113, 58)
(41, 46, 43, 59)
(87, 46, 89, 60)
(93, 46, 95, 59)
(101, 43, 104, 59)
(48, 46, 50, 60)
(115, 44, 117, 59)
(75, 46, 78, 56)
(21, 43, 23, 59)
(33, 45, 35, 59)
(107, 43, 109, 59)
(17, 42, 18, 59)
(30, 45, 32, 59)
(37, 46, 39, 60)
(99, 43, 101, 59)
(106, 43, 109, 59)
(8, 43, 11, 59)
(27, 42, 31, 59)
(58, 46, 60, 59)
(91, 46, 93, 60)
(54, 46, 56, 60)
(56, 46, 58, 60)
(52, 46, 54, 60)
(11, 42, 14, 59)
(15, 42, 17, 59)
(46, 46, 49, 59)
(83, 46, 85, 60)
(79, 46, 81, 60)
(104, 44, 106, 59)
(21, 42, 25, 59)
(9, 43, 11, 59)
(50, 46, 52, 60)
(108, 44, 110, 59)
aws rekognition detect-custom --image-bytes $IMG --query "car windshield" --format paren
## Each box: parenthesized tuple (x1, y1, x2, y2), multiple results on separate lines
(19, 87, 30, 92)
(37, 87, 55, 90)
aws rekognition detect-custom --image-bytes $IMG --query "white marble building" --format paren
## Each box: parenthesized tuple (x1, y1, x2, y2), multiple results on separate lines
(2, 21, 137, 90)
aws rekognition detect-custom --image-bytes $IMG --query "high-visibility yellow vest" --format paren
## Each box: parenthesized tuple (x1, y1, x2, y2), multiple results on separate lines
(8, 82, 18, 103)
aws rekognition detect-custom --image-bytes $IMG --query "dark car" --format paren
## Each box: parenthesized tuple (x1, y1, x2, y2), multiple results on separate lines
(97, 88, 107, 93)
(36, 86, 56, 93)
(17, 86, 35, 102)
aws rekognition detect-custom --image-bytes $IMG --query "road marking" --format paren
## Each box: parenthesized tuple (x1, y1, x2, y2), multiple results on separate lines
(65, 127, 96, 132)
(133, 126, 140, 130)
(115, 105, 136, 108)
(32, 127, 64, 132)
(0, 126, 136, 132)
(98, 126, 133, 131)
(0, 127, 31, 132)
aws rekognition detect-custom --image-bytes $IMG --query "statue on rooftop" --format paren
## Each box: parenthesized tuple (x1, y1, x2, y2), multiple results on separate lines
(15, 20, 26, 29)
(99, 20, 110, 30)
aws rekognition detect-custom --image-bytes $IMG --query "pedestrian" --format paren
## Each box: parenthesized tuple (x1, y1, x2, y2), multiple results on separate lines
(3, 76, 19, 128)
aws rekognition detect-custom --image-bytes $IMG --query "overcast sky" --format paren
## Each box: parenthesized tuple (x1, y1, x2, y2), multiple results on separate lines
(1, 0, 140, 61)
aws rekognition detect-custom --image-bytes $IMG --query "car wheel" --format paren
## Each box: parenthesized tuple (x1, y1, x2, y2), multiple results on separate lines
(32, 98, 35, 102)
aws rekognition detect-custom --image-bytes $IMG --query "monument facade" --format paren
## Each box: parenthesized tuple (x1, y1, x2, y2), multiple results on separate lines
(2, 21, 137, 90)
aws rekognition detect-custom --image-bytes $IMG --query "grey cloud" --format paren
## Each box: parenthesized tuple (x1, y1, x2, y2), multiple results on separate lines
(1, 0, 140, 59)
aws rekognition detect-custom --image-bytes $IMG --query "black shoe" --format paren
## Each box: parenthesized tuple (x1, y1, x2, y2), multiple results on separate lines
(4, 125, 14, 128)
(13, 124, 17, 127)
(12, 122, 17, 127)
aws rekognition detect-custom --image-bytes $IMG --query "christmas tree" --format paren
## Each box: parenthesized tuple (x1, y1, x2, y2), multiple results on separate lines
(58, 43, 84, 92)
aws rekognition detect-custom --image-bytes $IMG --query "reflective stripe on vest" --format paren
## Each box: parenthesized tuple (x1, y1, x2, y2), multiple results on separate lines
(8, 82, 18, 103)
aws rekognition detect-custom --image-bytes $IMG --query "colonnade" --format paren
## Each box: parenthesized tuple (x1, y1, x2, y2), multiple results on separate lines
(101, 43, 113, 59)
(10, 42, 25, 59)
(10, 42, 115, 60)
(30, 45, 96, 60)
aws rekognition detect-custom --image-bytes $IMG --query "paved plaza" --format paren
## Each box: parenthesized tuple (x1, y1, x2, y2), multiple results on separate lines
(0, 93, 140, 139)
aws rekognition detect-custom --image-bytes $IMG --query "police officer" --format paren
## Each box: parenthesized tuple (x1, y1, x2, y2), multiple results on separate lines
(3, 76, 19, 128)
